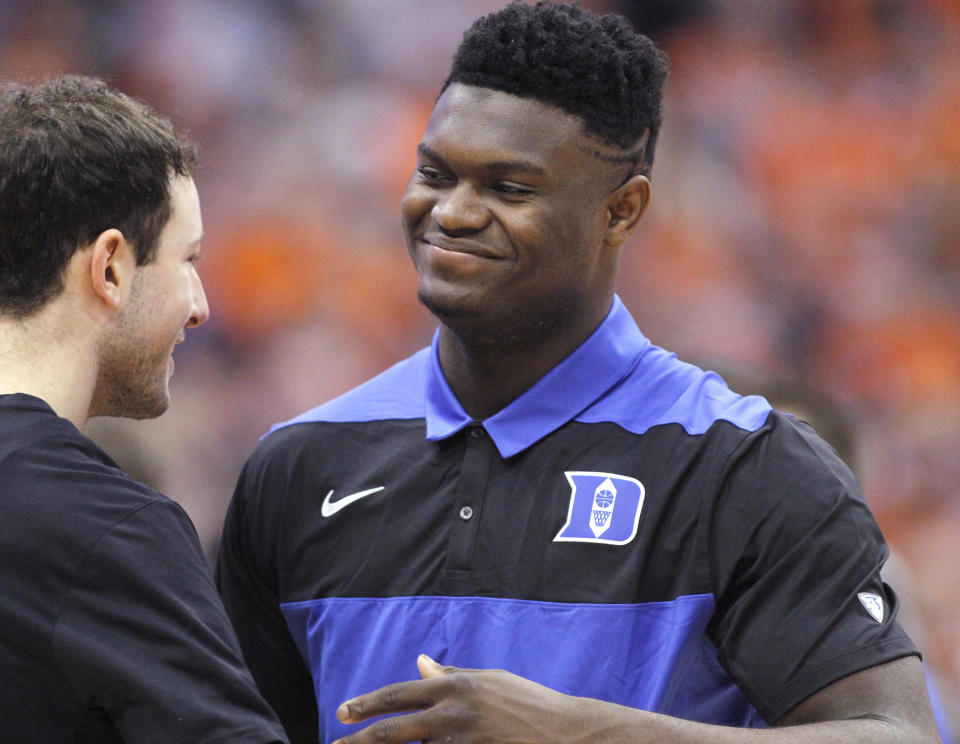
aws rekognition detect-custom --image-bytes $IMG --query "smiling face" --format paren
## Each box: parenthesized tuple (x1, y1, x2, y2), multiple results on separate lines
(402, 84, 635, 343)
(92, 175, 209, 419)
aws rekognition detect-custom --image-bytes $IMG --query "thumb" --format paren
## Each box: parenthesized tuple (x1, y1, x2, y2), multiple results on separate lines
(417, 653, 448, 679)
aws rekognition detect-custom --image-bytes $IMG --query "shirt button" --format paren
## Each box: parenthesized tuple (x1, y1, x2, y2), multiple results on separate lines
(470, 427, 485, 439)
(459, 506, 474, 521)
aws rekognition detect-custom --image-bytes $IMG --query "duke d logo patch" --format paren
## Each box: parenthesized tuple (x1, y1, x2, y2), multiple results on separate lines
(553, 471, 645, 545)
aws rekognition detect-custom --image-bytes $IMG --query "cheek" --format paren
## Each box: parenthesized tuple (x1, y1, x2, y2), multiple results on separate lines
(532, 215, 603, 277)
(565, 203, 607, 252)
(400, 187, 432, 228)
(526, 212, 588, 255)
(151, 275, 191, 329)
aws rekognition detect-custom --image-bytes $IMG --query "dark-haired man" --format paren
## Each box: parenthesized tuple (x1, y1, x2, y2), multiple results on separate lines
(217, 3, 941, 743)
(0, 76, 287, 743)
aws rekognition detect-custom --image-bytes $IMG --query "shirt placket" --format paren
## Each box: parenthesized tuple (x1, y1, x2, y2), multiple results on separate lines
(447, 423, 492, 571)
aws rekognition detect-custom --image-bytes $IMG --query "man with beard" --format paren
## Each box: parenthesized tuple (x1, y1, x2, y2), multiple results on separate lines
(217, 3, 941, 744)
(0, 76, 287, 743)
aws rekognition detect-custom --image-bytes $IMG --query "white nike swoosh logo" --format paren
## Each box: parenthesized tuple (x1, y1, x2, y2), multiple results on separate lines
(321, 486, 385, 517)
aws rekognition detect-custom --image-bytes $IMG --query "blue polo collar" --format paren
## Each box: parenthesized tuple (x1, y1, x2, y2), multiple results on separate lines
(424, 295, 650, 458)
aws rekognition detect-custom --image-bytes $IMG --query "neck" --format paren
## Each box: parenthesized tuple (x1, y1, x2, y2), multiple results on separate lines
(0, 311, 99, 429)
(436, 295, 613, 420)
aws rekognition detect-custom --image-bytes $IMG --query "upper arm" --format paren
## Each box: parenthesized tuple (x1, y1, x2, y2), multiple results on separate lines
(217, 443, 320, 744)
(708, 414, 919, 721)
(777, 656, 940, 741)
(54, 499, 286, 742)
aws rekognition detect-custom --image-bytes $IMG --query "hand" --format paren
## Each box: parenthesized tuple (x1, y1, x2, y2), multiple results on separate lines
(332, 655, 942, 744)
(332, 654, 586, 744)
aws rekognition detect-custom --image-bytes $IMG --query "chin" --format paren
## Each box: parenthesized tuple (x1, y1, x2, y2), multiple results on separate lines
(133, 383, 171, 419)
(90, 377, 171, 421)
(128, 396, 170, 420)
(416, 281, 487, 322)
(419, 292, 469, 321)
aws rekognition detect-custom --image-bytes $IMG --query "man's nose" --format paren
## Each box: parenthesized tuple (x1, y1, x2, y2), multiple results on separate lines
(188, 274, 210, 328)
(431, 183, 489, 233)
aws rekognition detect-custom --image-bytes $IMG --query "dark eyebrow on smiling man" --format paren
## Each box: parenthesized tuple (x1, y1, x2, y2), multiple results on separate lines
(417, 143, 547, 177)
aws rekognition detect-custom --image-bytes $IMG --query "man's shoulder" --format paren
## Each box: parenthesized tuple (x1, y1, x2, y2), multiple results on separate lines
(0, 403, 196, 601)
(265, 346, 432, 437)
(0, 403, 171, 524)
(580, 345, 774, 438)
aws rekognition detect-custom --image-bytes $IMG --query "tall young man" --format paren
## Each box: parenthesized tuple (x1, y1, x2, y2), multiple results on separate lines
(0, 76, 287, 743)
(217, 4, 941, 743)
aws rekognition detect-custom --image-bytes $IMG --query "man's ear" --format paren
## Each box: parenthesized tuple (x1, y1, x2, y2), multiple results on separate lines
(603, 174, 651, 248)
(89, 229, 135, 310)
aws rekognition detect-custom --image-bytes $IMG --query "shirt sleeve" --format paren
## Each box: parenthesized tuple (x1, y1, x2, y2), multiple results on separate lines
(217, 437, 321, 744)
(52, 498, 289, 744)
(707, 412, 918, 723)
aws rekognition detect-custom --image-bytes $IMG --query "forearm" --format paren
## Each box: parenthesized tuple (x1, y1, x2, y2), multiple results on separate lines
(334, 656, 940, 744)
(565, 697, 928, 744)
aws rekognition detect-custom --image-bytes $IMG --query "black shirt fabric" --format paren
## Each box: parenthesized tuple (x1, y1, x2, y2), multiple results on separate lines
(0, 393, 287, 743)
(218, 297, 917, 743)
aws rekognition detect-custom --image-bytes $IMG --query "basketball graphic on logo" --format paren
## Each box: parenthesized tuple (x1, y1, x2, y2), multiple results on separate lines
(590, 477, 617, 537)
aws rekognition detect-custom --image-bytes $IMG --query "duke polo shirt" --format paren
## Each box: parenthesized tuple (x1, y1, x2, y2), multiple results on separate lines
(218, 296, 916, 744)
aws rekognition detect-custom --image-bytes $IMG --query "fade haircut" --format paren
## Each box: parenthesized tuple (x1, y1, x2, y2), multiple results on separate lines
(442, 1, 668, 177)
(0, 75, 198, 318)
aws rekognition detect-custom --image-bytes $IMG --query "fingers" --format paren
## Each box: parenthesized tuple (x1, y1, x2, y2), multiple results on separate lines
(417, 653, 450, 679)
(333, 660, 525, 744)
(331, 709, 431, 744)
(337, 675, 446, 724)
(339, 655, 460, 723)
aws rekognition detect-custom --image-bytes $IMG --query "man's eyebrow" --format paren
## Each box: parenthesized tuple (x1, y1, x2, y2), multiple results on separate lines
(485, 159, 546, 176)
(580, 146, 642, 165)
(417, 143, 547, 177)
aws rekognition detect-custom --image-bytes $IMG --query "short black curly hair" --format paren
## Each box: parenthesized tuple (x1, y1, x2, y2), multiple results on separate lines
(442, 1, 668, 176)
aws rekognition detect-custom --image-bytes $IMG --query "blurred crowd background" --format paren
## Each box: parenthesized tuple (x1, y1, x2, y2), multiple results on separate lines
(2, 0, 958, 735)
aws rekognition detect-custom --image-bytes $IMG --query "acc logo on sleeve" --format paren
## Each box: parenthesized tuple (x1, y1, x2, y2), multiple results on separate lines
(553, 471, 645, 545)
(857, 592, 885, 623)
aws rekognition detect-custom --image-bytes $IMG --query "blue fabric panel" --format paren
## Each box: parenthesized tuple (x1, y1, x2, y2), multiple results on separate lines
(281, 594, 766, 742)
(265, 298, 773, 455)
(481, 297, 649, 456)
(576, 348, 772, 437)
(265, 348, 431, 436)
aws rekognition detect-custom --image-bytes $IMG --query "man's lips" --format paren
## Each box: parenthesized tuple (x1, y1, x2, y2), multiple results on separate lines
(168, 334, 185, 376)
(420, 236, 505, 260)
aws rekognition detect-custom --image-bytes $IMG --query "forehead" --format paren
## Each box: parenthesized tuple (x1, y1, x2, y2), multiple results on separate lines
(421, 84, 597, 174)
(161, 175, 202, 242)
